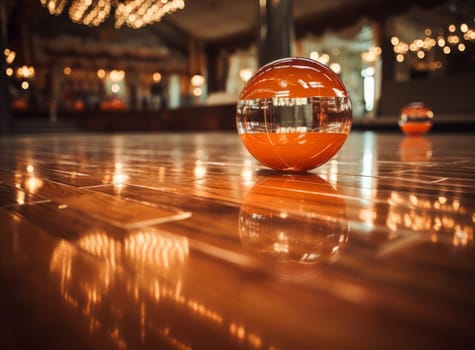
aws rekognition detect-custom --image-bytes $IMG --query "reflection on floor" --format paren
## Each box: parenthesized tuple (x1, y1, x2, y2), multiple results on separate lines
(0, 131, 474, 350)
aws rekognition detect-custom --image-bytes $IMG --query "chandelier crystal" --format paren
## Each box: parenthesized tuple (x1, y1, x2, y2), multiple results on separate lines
(40, 0, 185, 29)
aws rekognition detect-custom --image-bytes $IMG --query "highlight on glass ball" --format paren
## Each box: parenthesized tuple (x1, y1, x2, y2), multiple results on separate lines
(399, 102, 434, 136)
(239, 174, 349, 280)
(236, 57, 352, 172)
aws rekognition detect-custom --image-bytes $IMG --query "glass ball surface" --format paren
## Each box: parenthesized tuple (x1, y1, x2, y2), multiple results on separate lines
(399, 102, 434, 136)
(236, 57, 352, 172)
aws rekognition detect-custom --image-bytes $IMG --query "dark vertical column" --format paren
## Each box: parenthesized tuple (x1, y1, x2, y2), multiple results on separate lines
(380, 24, 394, 82)
(206, 47, 229, 93)
(258, 0, 293, 67)
(188, 38, 206, 76)
(378, 18, 394, 117)
(0, 2, 12, 135)
(206, 47, 219, 93)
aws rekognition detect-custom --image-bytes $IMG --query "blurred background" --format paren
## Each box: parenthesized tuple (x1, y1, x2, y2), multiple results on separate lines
(1, 0, 474, 133)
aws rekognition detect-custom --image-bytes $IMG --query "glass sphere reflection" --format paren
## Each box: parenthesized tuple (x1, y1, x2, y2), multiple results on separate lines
(236, 57, 352, 172)
(399, 102, 434, 136)
(239, 175, 349, 280)
(399, 136, 433, 162)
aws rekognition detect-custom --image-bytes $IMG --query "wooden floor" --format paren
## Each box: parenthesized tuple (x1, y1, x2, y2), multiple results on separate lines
(0, 130, 474, 350)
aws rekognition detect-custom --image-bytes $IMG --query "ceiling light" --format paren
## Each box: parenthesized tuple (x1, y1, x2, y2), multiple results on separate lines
(40, 0, 185, 29)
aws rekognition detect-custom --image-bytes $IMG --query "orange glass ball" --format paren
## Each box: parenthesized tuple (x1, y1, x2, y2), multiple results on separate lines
(236, 57, 352, 172)
(399, 102, 434, 136)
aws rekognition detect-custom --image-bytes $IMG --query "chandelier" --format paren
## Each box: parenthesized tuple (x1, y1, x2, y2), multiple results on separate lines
(40, 0, 185, 29)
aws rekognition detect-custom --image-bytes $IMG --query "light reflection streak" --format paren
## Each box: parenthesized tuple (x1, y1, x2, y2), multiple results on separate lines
(241, 159, 254, 185)
(14, 164, 44, 204)
(49, 228, 272, 349)
(358, 132, 377, 231)
(112, 162, 129, 192)
(193, 159, 207, 178)
(386, 191, 473, 247)
(25, 164, 42, 192)
(102, 162, 130, 192)
(16, 190, 25, 205)
(50, 228, 190, 349)
(124, 230, 189, 271)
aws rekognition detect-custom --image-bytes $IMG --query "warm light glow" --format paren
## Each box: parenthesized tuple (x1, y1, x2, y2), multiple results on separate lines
(41, 0, 185, 29)
(309, 51, 319, 61)
(4, 48, 16, 64)
(361, 46, 381, 64)
(430, 61, 442, 70)
(447, 35, 460, 44)
(111, 83, 120, 93)
(97, 68, 106, 79)
(330, 63, 341, 74)
(193, 160, 206, 177)
(115, 0, 185, 29)
(387, 190, 473, 248)
(190, 74, 205, 86)
(64, 66, 72, 75)
(152, 72, 162, 82)
(390, 18, 474, 65)
(49, 227, 278, 350)
(21, 81, 30, 90)
(16, 190, 25, 205)
(69, 0, 111, 27)
(109, 69, 125, 81)
(25, 176, 43, 194)
(192, 87, 202, 97)
(239, 68, 253, 82)
(16, 65, 35, 79)
(464, 29, 475, 40)
(112, 162, 128, 189)
(317, 53, 330, 65)
(6, 67, 13, 76)
(41, 0, 67, 15)
(124, 230, 189, 271)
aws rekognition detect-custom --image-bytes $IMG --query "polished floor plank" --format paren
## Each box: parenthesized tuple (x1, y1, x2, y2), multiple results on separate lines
(0, 183, 46, 207)
(0, 176, 190, 229)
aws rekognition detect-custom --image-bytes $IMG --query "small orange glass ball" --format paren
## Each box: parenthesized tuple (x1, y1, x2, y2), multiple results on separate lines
(399, 102, 434, 136)
(236, 57, 352, 172)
